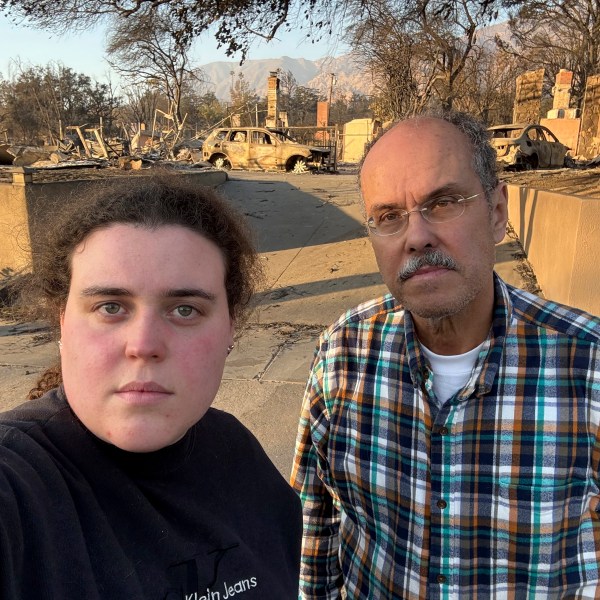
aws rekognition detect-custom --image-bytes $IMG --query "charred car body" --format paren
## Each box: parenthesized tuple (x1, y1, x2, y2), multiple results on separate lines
(202, 127, 330, 172)
(488, 124, 569, 170)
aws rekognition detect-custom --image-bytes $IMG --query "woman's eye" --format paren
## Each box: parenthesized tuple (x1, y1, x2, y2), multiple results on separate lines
(99, 302, 121, 315)
(174, 305, 196, 318)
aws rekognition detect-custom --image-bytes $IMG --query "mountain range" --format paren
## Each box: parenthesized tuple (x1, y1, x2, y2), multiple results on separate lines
(200, 54, 374, 101)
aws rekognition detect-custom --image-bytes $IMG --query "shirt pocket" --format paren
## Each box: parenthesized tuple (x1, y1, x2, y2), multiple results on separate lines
(495, 475, 591, 568)
(498, 475, 588, 524)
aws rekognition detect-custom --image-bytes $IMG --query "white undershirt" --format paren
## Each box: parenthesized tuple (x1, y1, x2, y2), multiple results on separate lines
(420, 341, 484, 404)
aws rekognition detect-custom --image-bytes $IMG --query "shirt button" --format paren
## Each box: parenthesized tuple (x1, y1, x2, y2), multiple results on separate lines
(437, 499, 447, 509)
(437, 575, 447, 584)
(439, 427, 449, 435)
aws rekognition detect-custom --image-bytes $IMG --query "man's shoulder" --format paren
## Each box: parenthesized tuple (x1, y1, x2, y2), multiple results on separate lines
(506, 283, 600, 344)
(324, 293, 404, 338)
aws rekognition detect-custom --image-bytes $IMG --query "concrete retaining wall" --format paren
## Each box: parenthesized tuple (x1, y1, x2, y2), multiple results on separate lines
(507, 183, 600, 315)
(0, 182, 30, 273)
(0, 170, 227, 273)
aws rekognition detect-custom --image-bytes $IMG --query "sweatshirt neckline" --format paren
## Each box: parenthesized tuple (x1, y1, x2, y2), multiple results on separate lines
(56, 386, 196, 477)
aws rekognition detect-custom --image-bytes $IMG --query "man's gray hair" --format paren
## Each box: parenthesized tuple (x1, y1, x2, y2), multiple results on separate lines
(436, 110, 499, 195)
(360, 110, 499, 198)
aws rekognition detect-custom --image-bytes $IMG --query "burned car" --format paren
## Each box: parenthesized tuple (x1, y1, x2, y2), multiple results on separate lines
(202, 127, 329, 172)
(488, 124, 569, 170)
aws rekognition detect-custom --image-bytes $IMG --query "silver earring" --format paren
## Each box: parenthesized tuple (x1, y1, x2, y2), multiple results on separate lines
(227, 344, 234, 355)
(57, 340, 63, 350)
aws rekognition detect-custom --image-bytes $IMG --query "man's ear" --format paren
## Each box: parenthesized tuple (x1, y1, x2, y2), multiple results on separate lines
(491, 183, 509, 244)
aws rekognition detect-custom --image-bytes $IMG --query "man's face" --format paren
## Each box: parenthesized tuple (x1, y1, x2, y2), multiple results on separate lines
(60, 224, 234, 453)
(360, 118, 507, 322)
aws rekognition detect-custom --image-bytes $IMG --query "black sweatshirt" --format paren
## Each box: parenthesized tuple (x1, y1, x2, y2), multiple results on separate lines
(0, 388, 301, 599)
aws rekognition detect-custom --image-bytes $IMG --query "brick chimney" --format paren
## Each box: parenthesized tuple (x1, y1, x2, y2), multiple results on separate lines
(265, 71, 279, 128)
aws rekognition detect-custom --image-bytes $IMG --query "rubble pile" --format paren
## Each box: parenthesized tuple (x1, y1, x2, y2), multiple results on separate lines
(0, 122, 209, 172)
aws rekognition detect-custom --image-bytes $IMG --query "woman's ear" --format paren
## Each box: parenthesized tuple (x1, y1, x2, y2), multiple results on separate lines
(229, 318, 236, 346)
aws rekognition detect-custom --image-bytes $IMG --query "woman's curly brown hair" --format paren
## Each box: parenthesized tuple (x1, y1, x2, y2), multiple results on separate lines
(28, 172, 263, 399)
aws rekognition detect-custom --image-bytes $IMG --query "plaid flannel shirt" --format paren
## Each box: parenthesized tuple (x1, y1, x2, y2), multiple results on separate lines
(291, 274, 600, 599)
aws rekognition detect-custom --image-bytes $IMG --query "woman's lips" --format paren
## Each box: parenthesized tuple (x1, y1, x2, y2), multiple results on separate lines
(118, 381, 170, 393)
(115, 381, 173, 405)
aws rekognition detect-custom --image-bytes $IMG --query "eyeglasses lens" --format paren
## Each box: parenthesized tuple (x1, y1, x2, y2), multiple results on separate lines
(368, 195, 468, 236)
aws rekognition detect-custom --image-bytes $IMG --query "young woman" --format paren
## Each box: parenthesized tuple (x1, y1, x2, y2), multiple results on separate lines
(0, 174, 301, 599)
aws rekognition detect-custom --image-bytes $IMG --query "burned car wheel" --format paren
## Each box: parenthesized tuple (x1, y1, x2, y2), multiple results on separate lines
(212, 156, 232, 170)
(290, 158, 308, 174)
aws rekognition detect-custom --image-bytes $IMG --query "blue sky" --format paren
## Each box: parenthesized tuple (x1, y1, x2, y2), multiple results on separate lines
(0, 13, 348, 84)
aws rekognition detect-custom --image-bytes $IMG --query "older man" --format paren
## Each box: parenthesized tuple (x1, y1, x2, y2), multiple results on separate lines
(291, 111, 600, 599)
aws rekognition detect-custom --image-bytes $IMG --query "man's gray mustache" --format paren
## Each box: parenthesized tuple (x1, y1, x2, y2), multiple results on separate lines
(398, 250, 458, 281)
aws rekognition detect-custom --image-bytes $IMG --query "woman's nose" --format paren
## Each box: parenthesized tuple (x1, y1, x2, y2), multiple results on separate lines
(124, 312, 167, 361)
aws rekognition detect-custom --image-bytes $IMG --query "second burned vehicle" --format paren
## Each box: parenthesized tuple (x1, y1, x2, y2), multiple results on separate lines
(488, 124, 569, 170)
(202, 127, 330, 172)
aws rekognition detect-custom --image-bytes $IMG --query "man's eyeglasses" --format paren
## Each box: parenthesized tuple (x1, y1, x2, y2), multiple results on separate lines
(366, 193, 483, 237)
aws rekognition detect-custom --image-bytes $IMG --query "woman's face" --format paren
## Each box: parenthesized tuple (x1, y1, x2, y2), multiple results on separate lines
(59, 224, 235, 452)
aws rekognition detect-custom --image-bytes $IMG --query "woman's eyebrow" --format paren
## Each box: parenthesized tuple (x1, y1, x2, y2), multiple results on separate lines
(165, 288, 216, 301)
(80, 286, 131, 297)
(78, 287, 216, 301)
